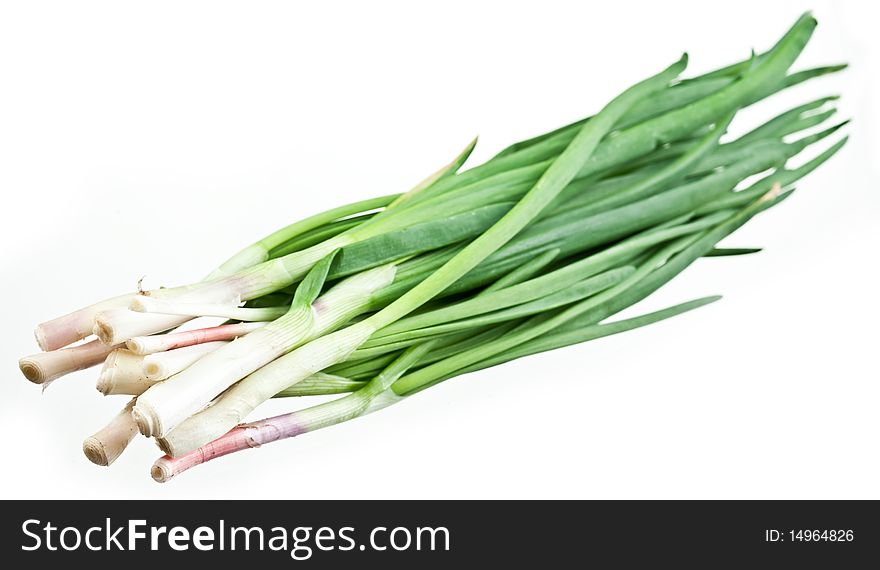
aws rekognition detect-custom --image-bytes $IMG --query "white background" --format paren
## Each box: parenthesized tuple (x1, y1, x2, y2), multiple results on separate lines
(0, 0, 877, 499)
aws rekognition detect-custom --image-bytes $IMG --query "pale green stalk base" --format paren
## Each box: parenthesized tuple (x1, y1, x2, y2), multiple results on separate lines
(133, 265, 396, 438)
(129, 296, 287, 321)
(158, 320, 377, 456)
(274, 372, 367, 396)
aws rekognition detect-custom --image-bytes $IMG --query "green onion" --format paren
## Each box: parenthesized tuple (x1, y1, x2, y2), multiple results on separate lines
(19, 12, 848, 481)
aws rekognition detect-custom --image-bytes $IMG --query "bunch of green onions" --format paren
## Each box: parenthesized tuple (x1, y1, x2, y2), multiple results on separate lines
(18, 13, 847, 482)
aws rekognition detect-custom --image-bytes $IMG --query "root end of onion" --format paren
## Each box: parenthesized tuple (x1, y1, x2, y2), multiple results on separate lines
(131, 403, 158, 437)
(18, 358, 43, 384)
(126, 338, 149, 355)
(82, 438, 110, 466)
(151, 461, 173, 483)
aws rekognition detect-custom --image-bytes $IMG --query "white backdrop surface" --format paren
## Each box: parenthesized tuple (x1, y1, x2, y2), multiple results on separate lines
(0, 0, 877, 499)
